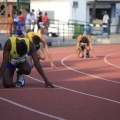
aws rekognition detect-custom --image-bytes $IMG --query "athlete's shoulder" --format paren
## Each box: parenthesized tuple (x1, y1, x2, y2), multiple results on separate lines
(34, 33, 41, 38)
(9, 36, 17, 40)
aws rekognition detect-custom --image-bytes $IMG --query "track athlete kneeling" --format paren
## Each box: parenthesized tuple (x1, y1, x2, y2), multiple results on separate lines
(0, 36, 54, 88)
(75, 34, 96, 58)
(26, 31, 57, 69)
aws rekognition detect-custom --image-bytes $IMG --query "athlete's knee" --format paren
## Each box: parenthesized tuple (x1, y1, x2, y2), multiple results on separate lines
(3, 80, 14, 88)
(40, 55, 46, 60)
(22, 67, 31, 75)
(23, 67, 31, 75)
(86, 47, 90, 51)
(40, 56, 46, 60)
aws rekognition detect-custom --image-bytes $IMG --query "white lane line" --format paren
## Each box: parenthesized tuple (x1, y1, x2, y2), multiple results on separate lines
(51, 48, 119, 54)
(26, 75, 120, 105)
(104, 52, 120, 68)
(0, 97, 65, 120)
(61, 55, 120, 84)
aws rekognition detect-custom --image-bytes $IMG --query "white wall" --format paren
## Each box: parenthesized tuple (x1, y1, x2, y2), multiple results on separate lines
(31, 0, 88, 22)
(31, 0, 71, 22)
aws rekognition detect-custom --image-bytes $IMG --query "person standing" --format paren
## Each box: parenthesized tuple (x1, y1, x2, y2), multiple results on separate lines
(7, 14, 13, 36)
(16, 20, 23, 37)
(37, 12, 43, 33)
(29, 11, 36, 32)
(13, 10, 19, 33)
(18, 11, 25, 29)
(25, 9, 31, 32)
(102, 11, 109, 34)
(42, 12, 49, 34)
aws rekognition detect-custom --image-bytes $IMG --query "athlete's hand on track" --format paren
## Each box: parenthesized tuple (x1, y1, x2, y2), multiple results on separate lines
(51, 63, 57, 69)
(45, 81, 55, 88)
(92, 54, 98, 59)
(72, 55, 80, 59)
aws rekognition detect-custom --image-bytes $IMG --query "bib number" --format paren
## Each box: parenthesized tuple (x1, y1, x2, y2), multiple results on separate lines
(80, 42, 87, 47)
(10, 57, 26, 66)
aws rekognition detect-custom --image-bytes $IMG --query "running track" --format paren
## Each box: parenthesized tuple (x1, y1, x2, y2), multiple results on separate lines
(0, 45, 120, 120)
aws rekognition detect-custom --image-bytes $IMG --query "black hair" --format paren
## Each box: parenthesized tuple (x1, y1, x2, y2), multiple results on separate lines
(39, 12, 42, 15)
(81, 36, 88, 43)
(32, 35, 41, 45)
(32, 9, 34, 12)
(25, 8, 29, 13)
(16, 41, 27, 56)
(8, 14, 10, 17)
(18, 11, 22, 15)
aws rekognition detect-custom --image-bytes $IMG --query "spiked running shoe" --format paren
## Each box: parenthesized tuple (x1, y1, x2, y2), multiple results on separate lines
(16, 73, 25, 87)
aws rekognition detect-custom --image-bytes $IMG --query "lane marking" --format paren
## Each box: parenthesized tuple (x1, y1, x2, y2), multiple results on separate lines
(104, 52, 120, 68)
(0, 88, 61, 91)
(0, 97, 65, 120)
(61, 55, 120, 84)
(26, 75, 120, 105)
(51, 48, 120, 54)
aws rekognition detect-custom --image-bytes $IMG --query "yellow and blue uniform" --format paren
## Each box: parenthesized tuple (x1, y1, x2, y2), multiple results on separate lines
(27, 32, 42, 56)
(27, 31, 42, 42)
(7, 36, 30, 70)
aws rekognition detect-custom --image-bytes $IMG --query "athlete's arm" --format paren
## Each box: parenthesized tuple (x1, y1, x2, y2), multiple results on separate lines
(30, 41, 54, 88)
(88, 36, 96, 58)
(40, 35, 57, 69)
(0, 40, 11, 79)
(75, 35, 81, 58)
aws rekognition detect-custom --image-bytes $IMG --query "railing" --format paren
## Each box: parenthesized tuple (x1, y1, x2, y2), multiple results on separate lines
(0, 19, 119, 38)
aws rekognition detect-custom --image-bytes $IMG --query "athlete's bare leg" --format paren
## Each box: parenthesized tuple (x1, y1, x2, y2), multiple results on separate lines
(27, 56, 33, 66)
(37, 48, 46, 60)
(2, 69, 15, 88)
(2, 60, 31, 88)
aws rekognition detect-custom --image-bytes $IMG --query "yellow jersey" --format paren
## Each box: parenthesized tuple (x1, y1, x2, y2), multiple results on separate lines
(27, 32, 42, 42)
(9, 36, 30, 59)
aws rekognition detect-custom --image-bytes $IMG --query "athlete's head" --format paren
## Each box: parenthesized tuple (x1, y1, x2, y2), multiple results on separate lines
(32, 35, 41, 45)
(16, 40, 27, 56)
(81, 36, 88, 43)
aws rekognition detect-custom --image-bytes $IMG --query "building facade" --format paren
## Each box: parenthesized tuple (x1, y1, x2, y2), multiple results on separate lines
(30, 0, 120, 34)
(31, 0, 120, 22)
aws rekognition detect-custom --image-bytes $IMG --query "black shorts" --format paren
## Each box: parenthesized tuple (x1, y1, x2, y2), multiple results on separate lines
(79, 42, 89, 51)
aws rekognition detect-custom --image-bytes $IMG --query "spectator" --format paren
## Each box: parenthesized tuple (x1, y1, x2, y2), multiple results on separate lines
(36, 9, 40, 17)
(18, 11, 25, 27)
(37, 12, 43, 33)
(29, 11, 36, 32)
(32, 9, 35, 17)
(16, 20, 23, 37)
(7, 14, 13, 36)
(25, 8, 31, 32)
(42, 12, 49, 34)
(13, 10, 19, 33)
(102, 11, 109, 34)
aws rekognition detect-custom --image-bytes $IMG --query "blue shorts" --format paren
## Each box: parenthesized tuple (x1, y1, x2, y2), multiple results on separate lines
(27, 45, 40, 56)
(13, 21, 18, 26)
(6, 62, 16, 71)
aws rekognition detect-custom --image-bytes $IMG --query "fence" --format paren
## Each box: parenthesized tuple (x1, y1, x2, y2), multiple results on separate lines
(0, 19, 120, 38)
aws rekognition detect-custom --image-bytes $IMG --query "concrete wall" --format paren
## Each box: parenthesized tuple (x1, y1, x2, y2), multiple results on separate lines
(31, 0, 71, 22)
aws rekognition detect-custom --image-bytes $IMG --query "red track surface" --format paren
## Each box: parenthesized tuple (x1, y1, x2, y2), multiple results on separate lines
(0, 45, 120, 120)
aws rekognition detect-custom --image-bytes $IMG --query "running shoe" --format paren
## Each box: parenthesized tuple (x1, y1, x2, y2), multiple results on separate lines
(17, 73, 25, 87)
(86, 52, 90, 58)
